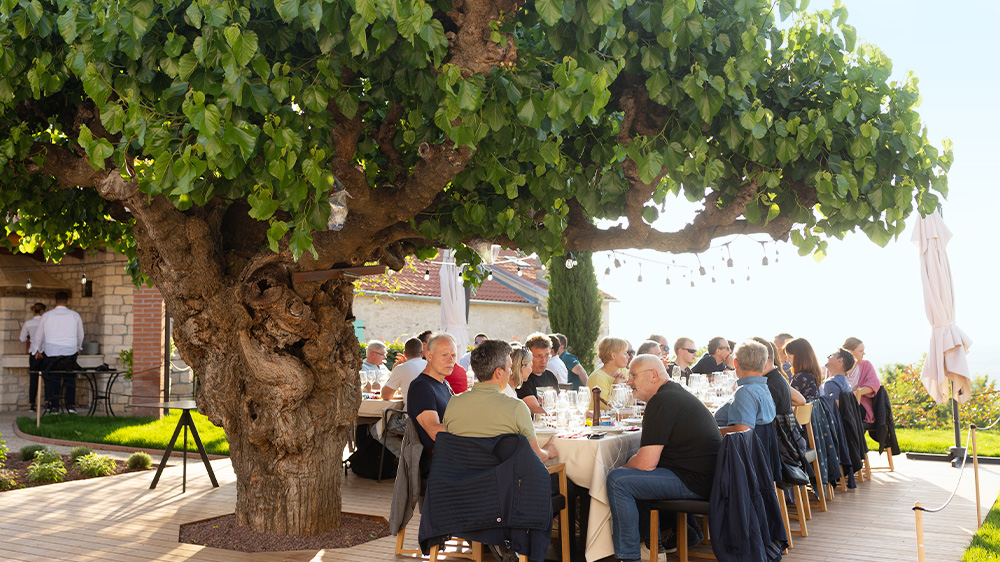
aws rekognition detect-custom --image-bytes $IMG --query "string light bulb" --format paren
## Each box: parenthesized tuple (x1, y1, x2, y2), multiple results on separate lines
(665, 277, 671, 285)
(81, 273, 87, 285)
(690, 280, 695, 287)
(604, 267, 611, 276)
(565, 257, 574, 269)
(614, 258, 621, 268)
(25, 277, 31, 290)
(637, 264, 643, 283)
(487, 271, 494, 281)
(699, 266, 706, 276)
(517, 266, 522, 277)
(774, 249, 779, 263)
(424, 269, 430, 281)
(731, 278, 735, 285)
(760, 241, 769, 266)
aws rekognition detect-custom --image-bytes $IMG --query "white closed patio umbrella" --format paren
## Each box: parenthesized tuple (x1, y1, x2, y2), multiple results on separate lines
(913, 210, 973, 457)
(913, 210, 973, 404)
(439, 249, 470, 354)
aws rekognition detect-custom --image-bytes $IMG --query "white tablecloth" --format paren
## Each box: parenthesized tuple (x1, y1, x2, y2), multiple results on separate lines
(549, 430, 642, 562)
(358, 399, 402, 420)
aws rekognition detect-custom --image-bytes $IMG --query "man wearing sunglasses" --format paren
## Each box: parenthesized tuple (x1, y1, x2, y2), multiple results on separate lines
(691, 337, 731, 376)
(667, 338, 697, 384)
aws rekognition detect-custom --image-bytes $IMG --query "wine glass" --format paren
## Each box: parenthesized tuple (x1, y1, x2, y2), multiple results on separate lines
(610, 384, 629, 424)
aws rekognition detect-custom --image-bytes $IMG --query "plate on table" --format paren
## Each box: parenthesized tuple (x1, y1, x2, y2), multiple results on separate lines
(535, 426, 558, 436)
(586, 426, 625, 434)
(622, 418, 643, 426)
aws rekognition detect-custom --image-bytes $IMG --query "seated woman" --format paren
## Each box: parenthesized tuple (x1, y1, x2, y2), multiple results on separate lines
(783, 338, 822, 403)
(587, 336, 631, 406)
(822, 348, 856, 403)
(843, 337, 881, 425)
(505, 346, 531, 399)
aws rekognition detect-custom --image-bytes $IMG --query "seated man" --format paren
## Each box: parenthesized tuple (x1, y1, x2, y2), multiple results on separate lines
(717, 340, 777, 435)
(382, 337, 427, 404)
(606, 354, 721, 562)
(546, 334, 569, 385)
(407, 333, 458, 476)
(361, 340, 389, 377)
(822, 348, 856, 404)
(667, 337, 696, 384)
(444, 339, 558, 462)
(556, 333, 588, 388)
(458, 333, 488, 371)
(691, 336, 730, 375)
(516, 332, 559, 416)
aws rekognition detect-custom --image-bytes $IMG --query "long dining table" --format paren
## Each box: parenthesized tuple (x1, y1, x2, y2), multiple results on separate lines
(541, 427, 643, 562)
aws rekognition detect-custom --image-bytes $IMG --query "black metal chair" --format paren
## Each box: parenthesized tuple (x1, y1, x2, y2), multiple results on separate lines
(377, 407, 407, 483)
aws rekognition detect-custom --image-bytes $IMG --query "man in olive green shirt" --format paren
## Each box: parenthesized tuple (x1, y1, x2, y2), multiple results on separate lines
(443, 339, 557, 462)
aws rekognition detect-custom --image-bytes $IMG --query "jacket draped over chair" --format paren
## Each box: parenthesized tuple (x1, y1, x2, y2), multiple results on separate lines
(867, 386, 901, 455)
(418, 432, 553, 561)
(709, 429, 788, 562)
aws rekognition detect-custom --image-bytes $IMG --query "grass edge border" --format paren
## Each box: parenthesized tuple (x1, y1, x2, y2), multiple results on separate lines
(11, 419, 229, 460)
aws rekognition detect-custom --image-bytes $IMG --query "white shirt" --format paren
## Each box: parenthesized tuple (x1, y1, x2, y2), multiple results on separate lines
(547, 355, 569, 385)
(19, 316, 43, 354)
(384, 358, 427, 405)
(458, 351, 473, 371)
(34, 305, 84, 357)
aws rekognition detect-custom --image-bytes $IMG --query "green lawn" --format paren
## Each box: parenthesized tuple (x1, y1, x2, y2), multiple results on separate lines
(964, 495, 1000, 561)
(16, 412, 229, 456)
(866, 428, 1000, 457)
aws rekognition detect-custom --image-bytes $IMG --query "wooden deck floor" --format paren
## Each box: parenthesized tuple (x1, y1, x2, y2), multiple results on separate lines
(0, 452, 996, 562)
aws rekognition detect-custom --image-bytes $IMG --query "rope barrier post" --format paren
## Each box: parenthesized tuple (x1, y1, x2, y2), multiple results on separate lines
(914, 502, 925, 562)
(972, 424, 981, 527)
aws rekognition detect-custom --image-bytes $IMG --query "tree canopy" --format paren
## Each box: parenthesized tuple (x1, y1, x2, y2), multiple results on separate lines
(1, 0, 949, 273)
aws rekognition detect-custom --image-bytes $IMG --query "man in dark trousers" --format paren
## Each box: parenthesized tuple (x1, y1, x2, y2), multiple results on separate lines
(34, 291, 84, 414)
(19, 302, 46, 412)
(606, 354, 721, 562)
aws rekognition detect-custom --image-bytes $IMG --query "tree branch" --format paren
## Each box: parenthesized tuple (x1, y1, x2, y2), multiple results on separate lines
(373, 102, 405, 177)
(564, 180, 802, 253)
(445, 0, 523, 74)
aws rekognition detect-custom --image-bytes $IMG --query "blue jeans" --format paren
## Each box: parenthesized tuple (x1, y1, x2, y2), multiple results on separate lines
(606, 467, 705, 560)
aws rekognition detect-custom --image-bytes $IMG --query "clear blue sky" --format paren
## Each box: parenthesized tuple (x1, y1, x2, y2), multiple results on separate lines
(595, 0, 999, 380)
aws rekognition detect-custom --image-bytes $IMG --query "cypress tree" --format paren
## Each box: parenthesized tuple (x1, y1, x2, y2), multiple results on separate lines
(547, 251, 603, 372)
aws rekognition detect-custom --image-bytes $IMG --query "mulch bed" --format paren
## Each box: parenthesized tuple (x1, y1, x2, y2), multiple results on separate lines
(2, 453, 150, 492)
(179, 512, 390, 552)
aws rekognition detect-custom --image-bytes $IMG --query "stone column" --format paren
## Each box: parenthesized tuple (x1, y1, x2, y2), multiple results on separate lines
(131, 287, 165, 417)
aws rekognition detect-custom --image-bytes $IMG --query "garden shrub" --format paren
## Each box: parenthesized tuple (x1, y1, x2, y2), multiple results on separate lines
(33, 448, 62, 465)
(359, 340, 407, 368)
(20, 445, 44, 461)
(0, 434, 7, 468)
(76, 453, 116, 477)
(69, 446, 93, 462)
(27, 462, 66, 483)
(881, 358, 1000, 429)
(126, 451, 153, 470)
(0, 468, 18, 490)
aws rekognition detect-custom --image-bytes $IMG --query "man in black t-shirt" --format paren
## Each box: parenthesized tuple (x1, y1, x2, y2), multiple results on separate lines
(407, 333, 457, 477)
(515, 332, 559, 415)
(605, 354, 721, 562)
(691, 336, 730, 375)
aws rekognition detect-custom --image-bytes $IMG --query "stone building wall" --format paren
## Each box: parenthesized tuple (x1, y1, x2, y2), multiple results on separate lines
(353, 294, 550, 347)
(0, 251, 135, 412)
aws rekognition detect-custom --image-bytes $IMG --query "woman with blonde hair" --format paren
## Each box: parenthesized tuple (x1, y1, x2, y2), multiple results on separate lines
(505, 346, 532, 399)
(843, 337, 881, 424)
(783, 337, 822, 402)
(587, 337, 632, 402)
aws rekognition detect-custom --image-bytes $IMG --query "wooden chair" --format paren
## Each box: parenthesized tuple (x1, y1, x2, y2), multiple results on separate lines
(549, 462, 571, 562)
(793, 403, 827, 513)
(649, 499, 713, 562)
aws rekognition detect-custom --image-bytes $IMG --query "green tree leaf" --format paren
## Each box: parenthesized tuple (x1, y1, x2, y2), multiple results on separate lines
(536, 0, 564, 25)
(587, 0, 615, 25)
(274, 0, 300, 22)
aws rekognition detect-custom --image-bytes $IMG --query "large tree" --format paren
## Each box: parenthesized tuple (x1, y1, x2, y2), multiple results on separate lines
(0, 0, 949, 534)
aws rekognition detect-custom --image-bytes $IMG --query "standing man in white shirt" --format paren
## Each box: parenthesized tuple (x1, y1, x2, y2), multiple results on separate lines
(34, 291, 84, 414)
(19, 302, 47, 412)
